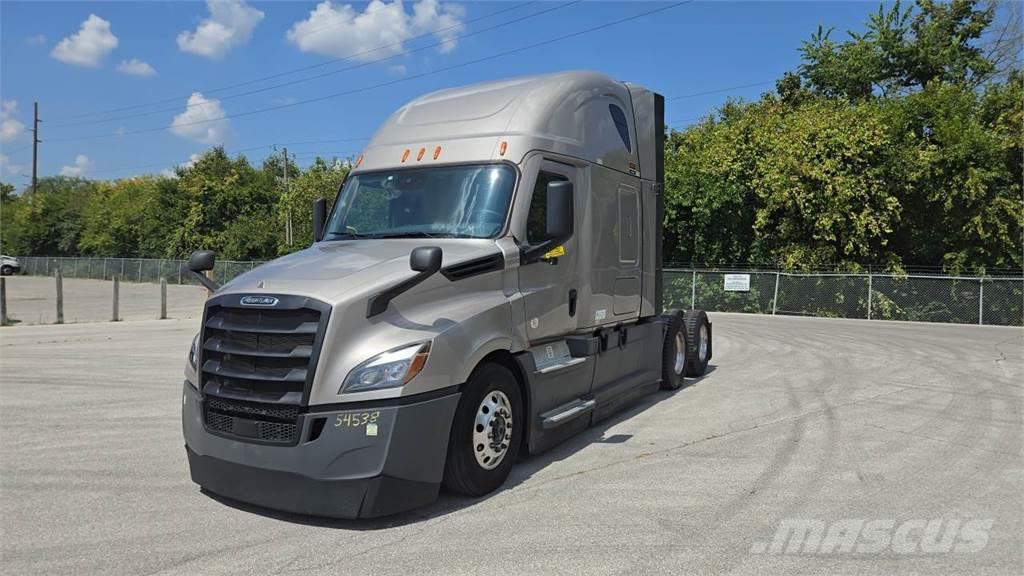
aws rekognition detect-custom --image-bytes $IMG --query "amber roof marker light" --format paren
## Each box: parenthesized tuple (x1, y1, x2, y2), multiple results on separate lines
(433, 146, 442, 160)
(499, 141, 508, 156)
(401, 149, 410, 163)
(416, 147, 426, 161)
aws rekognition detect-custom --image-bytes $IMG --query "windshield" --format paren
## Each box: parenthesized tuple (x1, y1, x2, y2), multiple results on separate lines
(324, 164, 516, 239)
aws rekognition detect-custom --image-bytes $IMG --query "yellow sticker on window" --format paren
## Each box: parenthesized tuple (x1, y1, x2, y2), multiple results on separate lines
(543, 245, 566, 259)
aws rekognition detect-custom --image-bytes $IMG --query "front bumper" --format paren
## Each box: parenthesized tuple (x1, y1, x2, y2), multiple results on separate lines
(182, 383, 460, 519)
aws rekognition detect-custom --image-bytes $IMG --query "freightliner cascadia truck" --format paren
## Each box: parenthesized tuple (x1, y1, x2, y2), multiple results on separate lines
(181, 71, 713, 518)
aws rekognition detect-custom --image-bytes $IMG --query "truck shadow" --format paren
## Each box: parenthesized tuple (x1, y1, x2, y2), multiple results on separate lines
(203, 364, 717, 529)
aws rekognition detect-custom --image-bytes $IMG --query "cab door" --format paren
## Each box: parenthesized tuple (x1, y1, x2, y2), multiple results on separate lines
(517, 159, 579, 343)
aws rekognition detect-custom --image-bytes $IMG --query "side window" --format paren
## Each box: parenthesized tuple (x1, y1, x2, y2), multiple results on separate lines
(608, 104, 632, 153)
(526, 171, 568, 243)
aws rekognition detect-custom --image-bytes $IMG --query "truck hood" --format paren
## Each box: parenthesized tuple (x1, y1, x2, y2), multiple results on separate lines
(220, 239, 503, 304)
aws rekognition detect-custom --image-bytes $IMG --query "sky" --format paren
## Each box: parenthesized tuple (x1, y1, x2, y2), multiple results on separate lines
(0, 0, 892, 185)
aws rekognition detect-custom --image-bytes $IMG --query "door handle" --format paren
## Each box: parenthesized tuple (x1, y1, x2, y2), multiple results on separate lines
(569, 289, 577, 317)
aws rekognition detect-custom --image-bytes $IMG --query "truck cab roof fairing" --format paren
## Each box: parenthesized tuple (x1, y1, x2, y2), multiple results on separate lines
(355, 71, 644, 177)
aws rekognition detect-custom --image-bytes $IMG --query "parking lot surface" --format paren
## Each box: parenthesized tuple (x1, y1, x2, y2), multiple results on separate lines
(0, 313, 1020, 575)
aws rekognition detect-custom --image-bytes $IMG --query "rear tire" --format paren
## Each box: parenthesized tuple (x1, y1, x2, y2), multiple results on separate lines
(658, 311, 687, 390)
(443, 363, 523, 496)
(0, 265, 12, 276)
(684, 310, 712, 376)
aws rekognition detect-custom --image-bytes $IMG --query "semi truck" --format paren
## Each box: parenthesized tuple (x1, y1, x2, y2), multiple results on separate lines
(182, 71, 712, 518)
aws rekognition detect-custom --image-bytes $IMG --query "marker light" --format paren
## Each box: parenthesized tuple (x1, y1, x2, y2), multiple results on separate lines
(499, 141, 508, 156)
(433, 146, 442, 160)
(355, 154, 364, 168)
(340, 342, 431, 393)
(416, 147, 425, 161)
(401, 149, 410, 162)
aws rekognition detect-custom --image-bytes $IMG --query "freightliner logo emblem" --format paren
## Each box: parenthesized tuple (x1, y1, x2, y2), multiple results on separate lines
(240, 296, 279, 307)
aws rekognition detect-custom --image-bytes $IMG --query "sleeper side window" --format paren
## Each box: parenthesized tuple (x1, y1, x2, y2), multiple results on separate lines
(609, 104, 632, 153)
(526, 172, 568, 243)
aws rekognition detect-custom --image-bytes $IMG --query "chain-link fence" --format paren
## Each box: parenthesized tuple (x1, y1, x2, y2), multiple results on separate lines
(10, 258, 1023, 327)
(664, 268, 1023, 327)
(16, 257, 262, 286)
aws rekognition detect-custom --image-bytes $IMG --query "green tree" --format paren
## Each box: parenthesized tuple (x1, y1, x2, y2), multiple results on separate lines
(277, 156, 349, 254)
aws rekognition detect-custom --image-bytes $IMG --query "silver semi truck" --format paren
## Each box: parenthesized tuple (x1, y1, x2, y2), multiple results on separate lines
(182, 71, 712, 518)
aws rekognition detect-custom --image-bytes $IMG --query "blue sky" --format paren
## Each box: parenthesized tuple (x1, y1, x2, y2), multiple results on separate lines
(0, 1, 889, 185)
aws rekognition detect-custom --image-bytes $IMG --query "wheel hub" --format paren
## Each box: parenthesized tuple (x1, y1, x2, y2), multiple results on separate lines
(473, 391, 513, 470)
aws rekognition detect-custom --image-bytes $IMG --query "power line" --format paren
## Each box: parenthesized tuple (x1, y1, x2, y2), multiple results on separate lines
(85, 140, 367, 176)
(667, 80, 775, 100)
(48, 1, 540, 125)
(50, 1, 579, 130)
(48, 1, 694, 144)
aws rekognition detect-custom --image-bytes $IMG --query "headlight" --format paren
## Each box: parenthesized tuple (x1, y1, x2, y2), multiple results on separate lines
(340, 342, 431, 393)
(188, 333, 200, 368)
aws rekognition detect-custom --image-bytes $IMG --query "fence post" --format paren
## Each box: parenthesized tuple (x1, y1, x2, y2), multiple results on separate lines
(177, 261, 183, 285)
(112, 276, 120, 322)
(160, 277, 167, 320)
(691, 270, 697, 309)
(867, 273, 873, 320)
(55, 267, 64, 325)
(1, 277, 7, 326)
(978, 278, 984, 326)
(120, 258, 125, 278)
(772, 272, 780, 315)
(137, 260, 143, 283)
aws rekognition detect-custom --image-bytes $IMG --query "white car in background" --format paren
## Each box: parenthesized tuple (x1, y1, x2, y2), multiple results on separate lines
(1, 255, 21, 276)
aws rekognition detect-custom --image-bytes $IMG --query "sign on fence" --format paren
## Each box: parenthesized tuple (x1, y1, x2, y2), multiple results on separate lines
(724, 274, 751, 292)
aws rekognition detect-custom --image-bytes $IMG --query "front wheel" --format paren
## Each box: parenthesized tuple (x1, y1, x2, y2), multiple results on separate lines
(443, 363, 523, 496)
(0, 266, 12, 276)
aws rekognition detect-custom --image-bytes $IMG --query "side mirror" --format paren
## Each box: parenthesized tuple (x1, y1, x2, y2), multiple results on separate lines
(188, 250, 216, 272)
(545, 181, 574, 243)
(312, 198, 327, 243)
(410, 246, 443, 273)
(184, 250, 220, 292)
(367, 246, 443, 318)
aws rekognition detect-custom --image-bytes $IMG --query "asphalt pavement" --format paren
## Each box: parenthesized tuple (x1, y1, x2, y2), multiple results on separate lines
(0, 313, 1020, 575)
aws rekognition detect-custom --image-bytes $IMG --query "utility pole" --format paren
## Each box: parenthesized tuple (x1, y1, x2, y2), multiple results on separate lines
(283, 146, 292, 245)
(31, 102, 39, 195)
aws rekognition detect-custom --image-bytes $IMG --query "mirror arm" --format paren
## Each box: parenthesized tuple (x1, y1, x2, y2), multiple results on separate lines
(520, 235, 567, 265)
(181, 265, 220, 292)
(366, 270, 434, 318)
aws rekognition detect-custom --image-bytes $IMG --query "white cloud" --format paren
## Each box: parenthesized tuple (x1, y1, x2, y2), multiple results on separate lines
(0, 154, 25, 177)
(170, 93, 229, 144)
(116, 58, 157, 77)
(0, 100, 26, 142)
(51, 14, 118, 67)
(60, 154, 93, 177)
(286, 0, 465, 61)
(177, 0, 264, 59)
(160, 153, 203, 179)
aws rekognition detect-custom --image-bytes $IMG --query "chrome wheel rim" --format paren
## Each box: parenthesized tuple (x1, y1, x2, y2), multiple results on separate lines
(673, 331, 686, 375)
(699, 324, 709, 362)
(473, 390, 513, 470)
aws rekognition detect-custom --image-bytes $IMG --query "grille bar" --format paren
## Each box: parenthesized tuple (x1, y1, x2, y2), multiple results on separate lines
(206, 316, 319, 334)
(202, 359, 308, 383)
(203, 337, 313, 359)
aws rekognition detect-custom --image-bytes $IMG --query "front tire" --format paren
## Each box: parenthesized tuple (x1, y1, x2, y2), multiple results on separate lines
(0, 265, 12, 276)
(443, 363, 523, 496)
